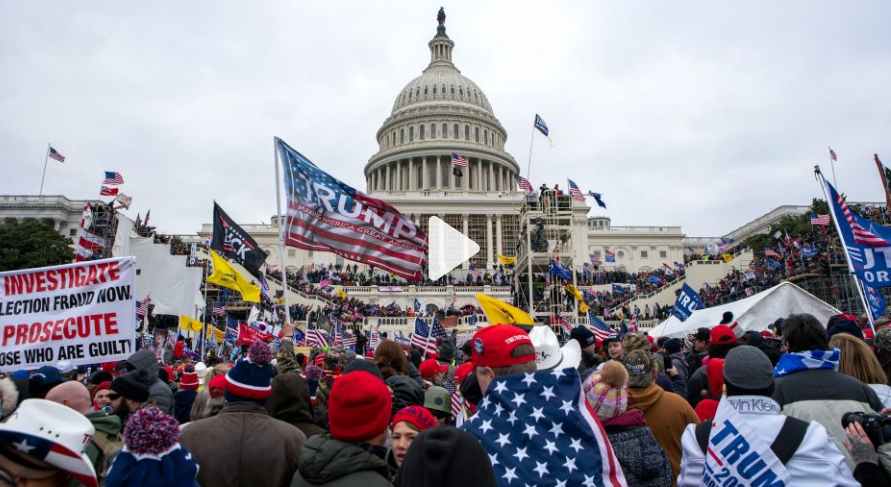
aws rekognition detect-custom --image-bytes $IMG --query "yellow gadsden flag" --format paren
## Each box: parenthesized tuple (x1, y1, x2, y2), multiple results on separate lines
(496, 254, 516, 265)
(337, 287, 348, 300)
(179, 315, 203, 333)
(207, 250, 261, 302)
(475, 293, 534, 326)
(565, 284, 583, 302)
(722, 253, 733, 263)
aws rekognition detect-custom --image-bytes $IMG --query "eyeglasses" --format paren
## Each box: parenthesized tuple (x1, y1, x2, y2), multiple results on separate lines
(108, 392, 122, 400)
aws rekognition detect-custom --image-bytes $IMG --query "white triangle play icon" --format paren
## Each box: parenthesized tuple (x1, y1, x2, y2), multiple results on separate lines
(427, 216, 480, 280)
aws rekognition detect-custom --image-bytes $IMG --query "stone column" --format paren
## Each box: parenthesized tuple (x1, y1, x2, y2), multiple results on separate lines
(436, 157, 442, 190)
(486, 214, 494, 269)
(488, 163, 495, 192)
(497, 166, 503, 192)
(462, 214, 470, 269)
(422, 157, 429, 190)
(476, 159, 483, 192)
(385, 164, 391, 191)
(495, 215, 503, 257)
(408, 158, 415, 190)
(396, 161, 402, 190)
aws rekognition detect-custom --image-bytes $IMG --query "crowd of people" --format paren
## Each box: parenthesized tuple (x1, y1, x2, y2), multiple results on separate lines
(5, 305, 891, 486)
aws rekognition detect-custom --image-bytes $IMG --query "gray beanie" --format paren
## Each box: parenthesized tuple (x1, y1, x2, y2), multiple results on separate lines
(723, 346, 773, 391)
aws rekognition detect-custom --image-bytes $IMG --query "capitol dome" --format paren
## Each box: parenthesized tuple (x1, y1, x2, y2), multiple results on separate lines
(365, 10, 520, 196)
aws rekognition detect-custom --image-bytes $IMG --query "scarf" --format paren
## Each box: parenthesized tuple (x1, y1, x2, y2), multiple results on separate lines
(774, 348, 840, 378)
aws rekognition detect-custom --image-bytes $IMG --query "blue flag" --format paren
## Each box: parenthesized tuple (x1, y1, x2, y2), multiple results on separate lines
(825, 179, 891, 287)
(548, 260, 572, 281)
(670, 283, 703, 322)
(533, 114, 549, 136)
(648, 276, 661, 285)
(587, 191, 607, 209)
(766, 259, 784, 270)
(612, 284, 627, 294)
(414, 298, 421, 312)
(865, 283, 886, 321)
(801, 246, 819, 259)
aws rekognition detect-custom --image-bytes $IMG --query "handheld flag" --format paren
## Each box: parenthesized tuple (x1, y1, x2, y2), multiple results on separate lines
(587, 191, 607, 208)
(671, 283, 703, 322)
(211, 202, 268, 278)
(276, 138, 427, 281)
(410, 317, 437, 355)
(533, 114, 549, 136)
(113, 194, 132, 209)
(103, 171, 124, 185)
(99, 186, 118, 197)
(567, 179, 585, 202)
(721, 253, 733, 263)
(874, 154, 891, 214)
(604, 251, 616, 263)
(179, 315, 203, 333)
(516, 175, 533, 192)
(865, 283, 886, 321)
(588, 312, 613, 340)
(829, 147, 838, 162)
(475, 293, 533, 326)
(207, 250, 261, 302)
(810, 213, 830, 226)
(496, 254, 516, 265)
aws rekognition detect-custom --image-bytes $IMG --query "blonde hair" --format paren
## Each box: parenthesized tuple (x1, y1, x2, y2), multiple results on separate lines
(830, 334, 888, 385)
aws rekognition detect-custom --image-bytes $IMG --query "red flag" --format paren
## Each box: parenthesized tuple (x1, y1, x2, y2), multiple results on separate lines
(100, 186, 118, 196)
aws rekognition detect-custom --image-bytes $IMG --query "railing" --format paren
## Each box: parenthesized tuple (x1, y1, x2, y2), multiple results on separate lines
(264, 275, 334, 307)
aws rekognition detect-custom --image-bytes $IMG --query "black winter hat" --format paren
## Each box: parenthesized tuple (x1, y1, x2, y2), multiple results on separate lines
(663, 338, 682, 355)
(89, 370, 114, 385)
(394, 426, 497, 487)
(720, 312, 734, 325)
(111, 369, 152, 402)
(343, 358, 384, 380)
(570, 326, 596, 348)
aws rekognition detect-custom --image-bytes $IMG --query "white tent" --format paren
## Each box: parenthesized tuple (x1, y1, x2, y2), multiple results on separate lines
(649, 281, 841, 338)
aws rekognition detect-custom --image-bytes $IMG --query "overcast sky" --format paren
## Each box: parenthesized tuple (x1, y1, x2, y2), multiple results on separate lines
(1, 1, 889, 238)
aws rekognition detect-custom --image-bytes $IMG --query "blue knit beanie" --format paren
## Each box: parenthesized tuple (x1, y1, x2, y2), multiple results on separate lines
(224, 341, 274, 404)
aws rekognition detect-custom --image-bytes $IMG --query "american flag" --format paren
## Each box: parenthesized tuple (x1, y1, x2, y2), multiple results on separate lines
(99, 186, 118, 197)
(829, 181, 889, 245)
(567, 179, 585, 202)
(588, 313, 612, 341)
(212, 303, 226, 317)
(103, 171, 124, 185)
(318, 279, 330, 289)
(75, 205, 107, 262)
(463, 368, 627, 487)
(829, 147, 838, 162)
(516, 175, 533, 192)
(277, 138, 427, 281)
(763, 249, 781, 259)
(258, 274, 271, 301)
(48, 146, 65, 162)
(558, 314, 573, 334)
(451, 391, 462, 420)
(410, 317, 437, 355)
(810, 213, 830, 226)
(136, 295, 150, 319)
(604, 251, 616, 263)
(431, 319, 449, 340)
(306, 326, 328, 348)
(452, 152, 468, 168)
(342, 332, 357, 348)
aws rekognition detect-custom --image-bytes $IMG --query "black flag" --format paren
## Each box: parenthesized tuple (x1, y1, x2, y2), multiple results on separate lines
(211, 202, 267, 278)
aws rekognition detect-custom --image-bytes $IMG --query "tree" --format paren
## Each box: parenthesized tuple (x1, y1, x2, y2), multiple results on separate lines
(0, 220, 75, 272)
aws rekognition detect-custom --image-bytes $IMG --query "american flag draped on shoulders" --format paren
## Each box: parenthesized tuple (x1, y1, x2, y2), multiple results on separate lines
(463, 367, 626, 487)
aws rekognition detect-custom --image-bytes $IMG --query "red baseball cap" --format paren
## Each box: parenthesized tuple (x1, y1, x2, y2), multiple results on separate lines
(454, 361, 475, 384)
(418, 359, 449, 380)
(711, 325, 736, 346)
(471, 325, 534, 368)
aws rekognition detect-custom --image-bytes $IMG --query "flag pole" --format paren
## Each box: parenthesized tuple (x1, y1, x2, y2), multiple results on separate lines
(815, 166, 873, 331)
(830, 148, 838, 188)
(273, 138, 294, 329)
(38, 143, 50, 197)
(875, 154, 891, 217)
(526, 124, 535, 181)
(200, 258, 209, 359)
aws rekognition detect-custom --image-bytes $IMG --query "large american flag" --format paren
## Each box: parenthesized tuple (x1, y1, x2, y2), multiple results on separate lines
(48, 146, 65, 162)
(103, 171, 124, 185)
(831, 182, 889, 245)
(567, 179, 585, 202)
(516, 175, 533, 192)
(75, 205, 107, 262)
(277, 138, 428, 281)
(588, 312, 612, 341)
(810, 213, 830, 226)
(431, 319, 449, 340)
(306, 326, 328, 348)
(452, 152, 469, 168)
(463, 368, 627, 487)
(411, 317, 437, 355)
(342, 332, 357, 348)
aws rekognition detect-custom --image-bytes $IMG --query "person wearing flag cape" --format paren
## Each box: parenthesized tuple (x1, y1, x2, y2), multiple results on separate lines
(678, 346, 857, 487)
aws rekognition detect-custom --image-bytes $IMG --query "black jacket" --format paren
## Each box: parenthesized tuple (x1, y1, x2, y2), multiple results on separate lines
(394, 426, 496, 487)
(291, 435, 392, 487)
(267, 373, 326, 439)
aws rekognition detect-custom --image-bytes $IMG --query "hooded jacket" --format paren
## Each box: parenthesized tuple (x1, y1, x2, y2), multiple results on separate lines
(627, 383, 699, 485)
(394, 425, 497, 487)
(386, 375, 425, 416)
(85, 411, 123, 487)
(267, 373, 326, 439)
(677, 396, 858, 487)
(124, 349, 174, 414)
(173, 389, 197, 425)
(602, 409, 672, 487)
(290, 434, 392, 487)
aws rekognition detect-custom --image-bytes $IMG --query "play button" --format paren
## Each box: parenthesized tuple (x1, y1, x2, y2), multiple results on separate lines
(427, 216, 480, 280)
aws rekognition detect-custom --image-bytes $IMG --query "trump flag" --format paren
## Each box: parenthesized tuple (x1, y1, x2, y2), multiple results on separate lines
(276, 138, 428, 281)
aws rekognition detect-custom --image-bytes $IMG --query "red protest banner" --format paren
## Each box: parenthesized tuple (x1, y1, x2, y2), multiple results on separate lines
(236, 323, 273, 346)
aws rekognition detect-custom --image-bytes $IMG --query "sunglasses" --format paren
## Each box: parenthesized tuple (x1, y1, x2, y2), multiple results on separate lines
(108, 392, 122, 400)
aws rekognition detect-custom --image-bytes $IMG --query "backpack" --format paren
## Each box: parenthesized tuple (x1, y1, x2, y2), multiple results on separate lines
(694, 416, 809, 465)
(89, 429, 123, 485)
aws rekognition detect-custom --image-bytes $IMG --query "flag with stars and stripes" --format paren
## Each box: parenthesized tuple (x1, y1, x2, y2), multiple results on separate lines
(306, 326, 328, 348)
(587, 312, 612, 341)
(516, 175, 533, 192)
(829, 147, 838, 162)
(48, 146, 65, 162)
(136, 296, 150, 319)
(558, 314, 573, 334)
(276, 137, 427, 281)
(827, 179, 888, 246)
(410, 317, 437, 355)
(342, 332, 357, 348)
(452, 152, 469, 168)
(567, 179, 585, 202)
(431, 319, 449, 340)
(810, 213, 830, 226)
(463, 367, 627, 487)
(258, 274, 271, 301)
(212, 303, 226, 317)
(103, 171, 124, 185)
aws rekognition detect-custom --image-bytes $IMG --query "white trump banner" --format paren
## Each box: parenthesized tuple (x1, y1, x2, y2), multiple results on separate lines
(0, 257, 137, 371)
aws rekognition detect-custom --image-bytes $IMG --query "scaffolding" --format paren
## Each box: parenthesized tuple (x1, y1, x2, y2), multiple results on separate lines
(80, 203, 118, 261)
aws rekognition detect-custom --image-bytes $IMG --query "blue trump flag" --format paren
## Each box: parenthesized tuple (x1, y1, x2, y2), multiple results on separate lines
(533, 114, 549, 136)
(670, 283, 703, 322)
(548, 260, 572, 281)
(865, 283, 886, 320)
(612, 284, 627, 294)
(825, 178, 891, 287)
(648, 276, 661, 285)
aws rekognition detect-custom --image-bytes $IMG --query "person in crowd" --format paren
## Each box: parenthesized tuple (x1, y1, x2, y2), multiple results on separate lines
(830, 333, 891, 407)
(419, 359, 449, 388)
(584, 361, 672, 486)
(46, 381, 123, 486)
(423, 386, 453, 426)
(189, 373, 226, 422)
(122, 349, 173, 414)
(28, 365, 66, 399)
(388, 406, 438, 477)
(374, 341, 410, 381)
(603, 333, 624, 362)
(471, 325, 537, 395)
(181, 341, 306, 487)
(394, 426, 497, 487)
(678, 346, 858, 487)
(266, 372, 327, 438)
(625, 349, 699, 483)
(843, 421, 891, 487)
(0, 399, 98, 487)
(772, 313, 884, 469)
(0, 374, 20, 420)
(106, 406, 199, 487)
(173, 364, 199, 424)
(684, 327, 710, 380)
(93, 381, 113, 412)
(686, 325, 737, 408)
(570, 325, 603, 375)
(291, 371, 393, 487)
(662, 338, 688, 383)
(110, 369, 153, 428)
(624, 333, 684, 397)
(174, 335, 185, 362)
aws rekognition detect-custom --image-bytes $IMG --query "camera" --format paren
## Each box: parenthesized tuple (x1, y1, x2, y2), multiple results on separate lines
(842, 411, 891, 446)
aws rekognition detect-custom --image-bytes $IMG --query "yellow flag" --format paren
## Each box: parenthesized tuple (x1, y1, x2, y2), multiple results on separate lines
(580, 302, 589, 313)
(207, 250, 261, 302)
(337, 287, 348, 300)
(475, 294, 534, 326)
(565, 284, 583, 302)
(179, 315, 203, 333)
(497, 254, 516, 265)
(205, 326, 225, 343)
(722, 253, 733, 263)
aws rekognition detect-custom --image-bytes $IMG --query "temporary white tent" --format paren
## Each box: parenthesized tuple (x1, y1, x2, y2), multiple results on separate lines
(649, 281, 841, 338)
